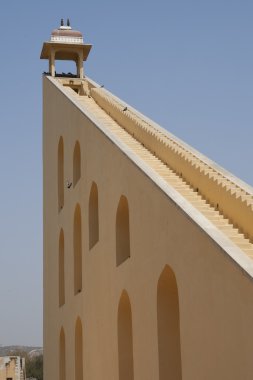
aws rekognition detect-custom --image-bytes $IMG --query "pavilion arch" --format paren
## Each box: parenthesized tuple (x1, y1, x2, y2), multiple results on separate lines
(157, 265, 182, 380)
(117, 290, 134, 380)
(89, 182, 99, 249)
(116, 195, 130, 266)
(59, 327, 66, 380)
(58, 137, 64, 211)
(74, 204, 82, 295)
(59, 229, 65, 307)
(73, 141, 81, 187)
(75, 317, 83, 380)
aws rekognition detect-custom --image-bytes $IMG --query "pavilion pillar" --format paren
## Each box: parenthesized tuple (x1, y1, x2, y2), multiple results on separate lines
(49, 49, 56, 77)
(77, 50, 84, 79)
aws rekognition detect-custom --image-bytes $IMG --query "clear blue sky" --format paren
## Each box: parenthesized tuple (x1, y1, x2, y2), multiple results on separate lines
(0, 0, 252, 346)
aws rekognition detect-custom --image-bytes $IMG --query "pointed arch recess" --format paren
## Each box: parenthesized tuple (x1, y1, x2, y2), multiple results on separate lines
(157, 265, 182, 380)
(59, 327, 66, 380)
(58, 137, 64, 211)
(73, 141, 81, 187)
(89, 182, 99, 249)
(59, 229, 65, 307)
(117, 290, 134, 380)
(116, 195, 130, 266)
(74, 204, 82, 295)
(75, 317, 83, 380)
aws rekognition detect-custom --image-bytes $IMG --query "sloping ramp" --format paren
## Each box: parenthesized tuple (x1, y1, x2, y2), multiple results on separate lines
(49, 75, 253, 278)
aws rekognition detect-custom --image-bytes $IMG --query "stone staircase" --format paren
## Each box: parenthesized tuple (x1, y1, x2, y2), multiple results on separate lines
(63, 83, 253, 260)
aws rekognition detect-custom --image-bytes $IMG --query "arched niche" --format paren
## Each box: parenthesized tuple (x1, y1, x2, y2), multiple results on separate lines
(74, 204, 82, 295)
(157, 265, 182, 380)
(89, 182, 99, 249)
(75, 317, 83, 380)
(59, 327, 66, 380)
(58, 137, 64, 211)
(59, 229, 65, 306)
(117, 290, 134, 380)
(116, 195, 130, 266)
(73, 141, 81, 187)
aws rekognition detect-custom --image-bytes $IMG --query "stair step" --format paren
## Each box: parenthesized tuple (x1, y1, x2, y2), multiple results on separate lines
(235, 242, 253, 250)
(74, 94, 253, 259)
(242, 249, 253, 256)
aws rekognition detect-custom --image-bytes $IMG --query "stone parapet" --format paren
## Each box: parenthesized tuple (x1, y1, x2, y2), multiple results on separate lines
(91, 86, 253, 241)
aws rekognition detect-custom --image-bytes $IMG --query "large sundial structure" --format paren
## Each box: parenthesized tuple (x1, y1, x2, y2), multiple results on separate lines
(41, 21, 253, 380)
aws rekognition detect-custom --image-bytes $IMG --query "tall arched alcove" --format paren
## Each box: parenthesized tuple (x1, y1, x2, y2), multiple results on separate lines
(75, 317, 83, 380)
(74, 204, 82, 295)
(117, 290, 134, 380)
(157, 265, 182, 380)
(59, 229, 65, 306)
(116, 195, 130, 266)
(73, 141, 81, 187)
(59, 327, 66, 380)
(89, 182, 99, 249)
(58, 137, 64, 211)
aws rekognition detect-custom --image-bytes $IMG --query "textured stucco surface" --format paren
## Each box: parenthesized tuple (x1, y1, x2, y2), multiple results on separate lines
(44, 76, 253, 380)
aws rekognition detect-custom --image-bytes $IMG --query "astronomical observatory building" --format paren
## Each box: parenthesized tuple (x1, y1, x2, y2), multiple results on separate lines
(41, 21, 253, 380)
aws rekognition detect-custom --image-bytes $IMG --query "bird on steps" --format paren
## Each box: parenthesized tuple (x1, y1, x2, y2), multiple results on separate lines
(67, 180, 72, 189)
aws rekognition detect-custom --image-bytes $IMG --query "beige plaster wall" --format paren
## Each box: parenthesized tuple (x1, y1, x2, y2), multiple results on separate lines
(43, 76, 253, 380)
(0, 357, 24, 380)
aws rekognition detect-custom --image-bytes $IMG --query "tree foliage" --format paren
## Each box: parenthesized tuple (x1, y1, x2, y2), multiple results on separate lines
(26, 354, 43, 380)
